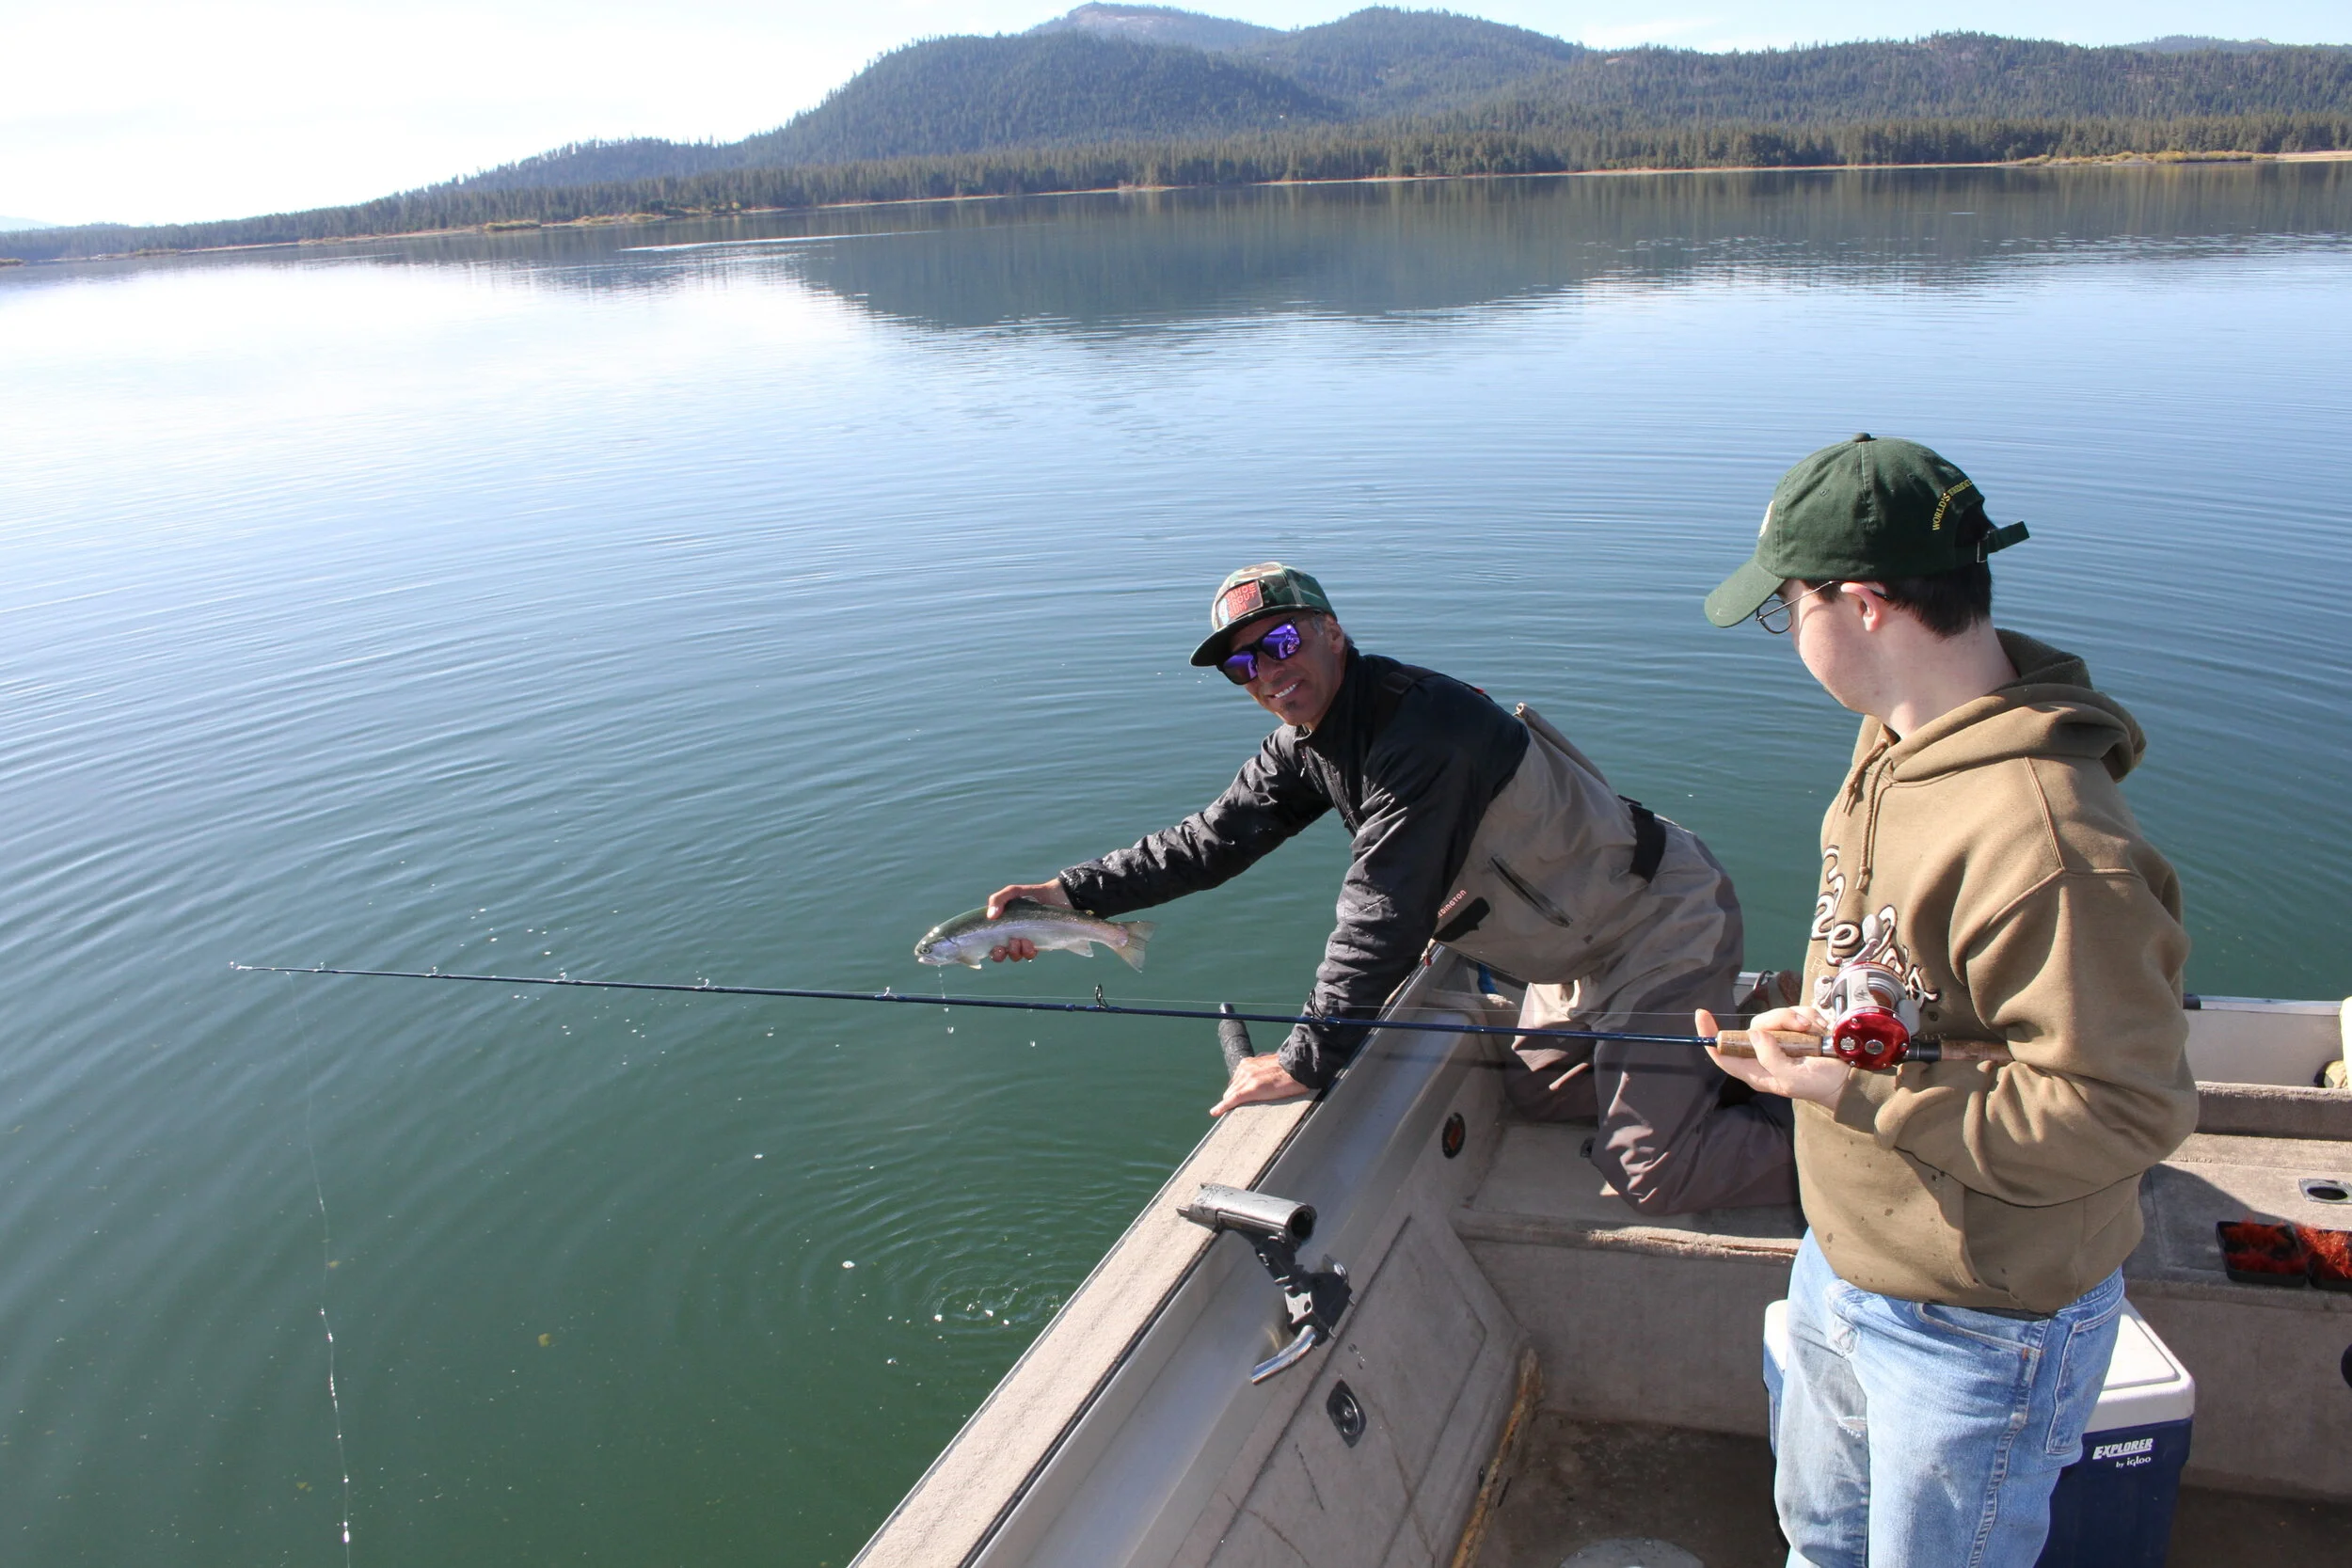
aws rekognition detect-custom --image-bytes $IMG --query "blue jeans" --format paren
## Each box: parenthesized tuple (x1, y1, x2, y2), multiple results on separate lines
(1775, 1231, 2124, 1568)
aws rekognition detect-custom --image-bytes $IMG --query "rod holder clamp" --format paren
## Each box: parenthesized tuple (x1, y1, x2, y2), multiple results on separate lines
(1181, 1181, 1351, 1384)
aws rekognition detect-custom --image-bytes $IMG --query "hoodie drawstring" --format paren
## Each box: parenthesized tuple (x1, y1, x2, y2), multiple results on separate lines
(1846, 732, 1896, 895)
(1859, 761, 1895, 892)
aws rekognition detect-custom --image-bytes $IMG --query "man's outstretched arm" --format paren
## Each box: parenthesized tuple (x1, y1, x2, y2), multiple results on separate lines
(1058, 738, 1329, 917)
(977, 738, 1328, 961)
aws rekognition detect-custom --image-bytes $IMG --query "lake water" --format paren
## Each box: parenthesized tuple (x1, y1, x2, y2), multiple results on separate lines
(3, 163, 2348, 1565)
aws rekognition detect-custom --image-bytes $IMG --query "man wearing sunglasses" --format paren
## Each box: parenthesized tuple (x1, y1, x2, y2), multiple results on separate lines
(984, 562, 1798, 1215)
(1698, 436, 2196, 1567)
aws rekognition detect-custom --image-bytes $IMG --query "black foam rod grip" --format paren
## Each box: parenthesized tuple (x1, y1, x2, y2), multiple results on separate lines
(1218, 1003, 1255, 1073)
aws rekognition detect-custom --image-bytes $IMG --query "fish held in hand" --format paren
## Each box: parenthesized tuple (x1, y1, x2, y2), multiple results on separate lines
(914, 899, 1157, 972)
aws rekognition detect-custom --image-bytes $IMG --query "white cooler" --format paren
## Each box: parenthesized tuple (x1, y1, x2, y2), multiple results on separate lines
(1761, 1297, 2195, 1567)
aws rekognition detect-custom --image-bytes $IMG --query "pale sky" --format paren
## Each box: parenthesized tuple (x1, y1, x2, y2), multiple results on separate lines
(2, 0, 2344, 229)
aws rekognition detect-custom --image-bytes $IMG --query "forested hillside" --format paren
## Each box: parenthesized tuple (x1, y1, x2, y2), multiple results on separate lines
(436, 13, 2349, 196)
(402, 12, 2352, 197)
(8, 9, 2348, 263)
(1237, 8, 1581, 115)
(455, 137, 742, 194)
(731, 31, 1346, 164)
(451, 8, 1568, 189)
(1477, 33, 2352, 127)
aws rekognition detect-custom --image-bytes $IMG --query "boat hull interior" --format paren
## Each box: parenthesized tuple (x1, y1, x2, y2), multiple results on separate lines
(855, 955, 2352, 1566)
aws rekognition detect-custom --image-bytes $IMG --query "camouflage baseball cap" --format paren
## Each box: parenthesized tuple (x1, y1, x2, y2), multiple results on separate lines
(1704, 435, 2030, 628)
(1188, 562, 1337, 666)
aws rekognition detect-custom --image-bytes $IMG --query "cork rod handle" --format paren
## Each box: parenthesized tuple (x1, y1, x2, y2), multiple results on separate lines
(1709, 1030, 2014, 1065)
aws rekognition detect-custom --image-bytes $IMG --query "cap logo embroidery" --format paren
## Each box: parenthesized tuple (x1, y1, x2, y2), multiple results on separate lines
(1930, 478, 1977, 531)
(1217, 581, 1265, 625)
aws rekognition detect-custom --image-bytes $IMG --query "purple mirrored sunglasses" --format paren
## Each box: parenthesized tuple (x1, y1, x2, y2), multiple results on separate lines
(1217, 620, 1304, 685)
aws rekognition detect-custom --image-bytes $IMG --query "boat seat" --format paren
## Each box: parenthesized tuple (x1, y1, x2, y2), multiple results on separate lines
(2129, 1129, 2352, 1297)
(1456, 1120, 1804, 1260)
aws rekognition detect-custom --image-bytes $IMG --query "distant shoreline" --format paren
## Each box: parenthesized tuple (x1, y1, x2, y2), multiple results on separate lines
(20, 149, 2352, 266)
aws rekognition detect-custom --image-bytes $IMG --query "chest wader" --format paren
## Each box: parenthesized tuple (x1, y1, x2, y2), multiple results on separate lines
(1431, 707, 1786, 1212)
(1430, 704, 1668, 987)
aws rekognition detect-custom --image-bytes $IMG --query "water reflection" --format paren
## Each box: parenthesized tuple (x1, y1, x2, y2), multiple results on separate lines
(772, 164, 2352, 329)
(17, 163, 2345, 330)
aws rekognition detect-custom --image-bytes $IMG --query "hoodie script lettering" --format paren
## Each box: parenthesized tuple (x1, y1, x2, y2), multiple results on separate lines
(1808, 847, 1943, 1012)
(1808, 846, 1848, 948)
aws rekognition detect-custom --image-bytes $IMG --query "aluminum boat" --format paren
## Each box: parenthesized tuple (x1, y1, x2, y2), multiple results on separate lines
(852, 951, 2352, 1566)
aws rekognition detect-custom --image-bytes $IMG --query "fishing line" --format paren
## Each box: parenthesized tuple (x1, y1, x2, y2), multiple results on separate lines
(235, 963, 1723, 1048)
(283, 974, 356, 1565)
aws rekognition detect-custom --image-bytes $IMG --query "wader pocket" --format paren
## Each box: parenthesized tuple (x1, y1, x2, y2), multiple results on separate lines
(1489, 856, 1575, 928)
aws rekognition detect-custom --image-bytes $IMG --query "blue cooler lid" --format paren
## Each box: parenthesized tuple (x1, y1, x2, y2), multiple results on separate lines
(1761, 1298, 2195, 1433)
(2088, 1303, 2196, 1433)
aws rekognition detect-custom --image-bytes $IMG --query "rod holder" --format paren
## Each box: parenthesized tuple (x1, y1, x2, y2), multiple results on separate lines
(1182, 1182, 1351, 1385)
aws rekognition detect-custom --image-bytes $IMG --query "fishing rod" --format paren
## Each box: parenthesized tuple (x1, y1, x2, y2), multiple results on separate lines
(231, 961, 2012, 1067)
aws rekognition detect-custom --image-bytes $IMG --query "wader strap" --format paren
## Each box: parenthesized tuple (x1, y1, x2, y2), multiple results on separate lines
(1622, 798, 1666, 881)
(1372, 663, 1430, 730)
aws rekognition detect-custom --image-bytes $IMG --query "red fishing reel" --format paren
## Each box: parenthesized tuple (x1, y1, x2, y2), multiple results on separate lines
(1826, 959, 1915, 1069)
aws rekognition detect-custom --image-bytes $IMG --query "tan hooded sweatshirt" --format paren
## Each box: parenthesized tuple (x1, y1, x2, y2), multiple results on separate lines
(1797, 631, 2198, 1314)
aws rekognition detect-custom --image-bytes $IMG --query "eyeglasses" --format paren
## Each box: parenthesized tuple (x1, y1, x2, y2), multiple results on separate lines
(1756, 581, 1841, 635)
(1218, 620, 1305, 685)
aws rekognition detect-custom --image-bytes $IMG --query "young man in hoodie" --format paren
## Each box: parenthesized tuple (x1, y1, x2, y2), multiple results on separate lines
(1698, 436, 2198, 1567)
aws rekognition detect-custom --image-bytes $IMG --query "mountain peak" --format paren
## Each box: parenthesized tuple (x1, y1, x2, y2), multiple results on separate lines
(2129, 36, 2281, 54)
(1029, 5, 1279, 52)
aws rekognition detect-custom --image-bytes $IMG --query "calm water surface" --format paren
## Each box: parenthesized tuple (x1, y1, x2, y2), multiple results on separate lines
(3, 164, 2349, 1564)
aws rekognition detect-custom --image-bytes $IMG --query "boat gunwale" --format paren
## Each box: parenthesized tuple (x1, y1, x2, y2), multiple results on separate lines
(847, 1042, 1325, 1566)
(851, 957, 1496, 1566)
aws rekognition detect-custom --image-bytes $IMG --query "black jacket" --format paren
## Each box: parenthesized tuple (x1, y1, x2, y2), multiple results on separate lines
(1059, 650, 1529, 1088)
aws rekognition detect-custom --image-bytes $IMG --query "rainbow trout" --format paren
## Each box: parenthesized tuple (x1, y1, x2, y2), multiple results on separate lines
(914, 898, 1157, 972)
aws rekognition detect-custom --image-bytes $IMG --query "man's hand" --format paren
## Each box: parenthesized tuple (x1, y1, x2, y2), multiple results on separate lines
(983, 879, 1072, 962)
(1700, 1006, 1851, 1107)
(1210, 1054, 1311, 1117)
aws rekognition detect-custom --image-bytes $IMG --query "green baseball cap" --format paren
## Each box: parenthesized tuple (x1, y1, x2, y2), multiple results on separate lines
(1704, 435, 2030, 628)
(1188, 562, 1337, 666)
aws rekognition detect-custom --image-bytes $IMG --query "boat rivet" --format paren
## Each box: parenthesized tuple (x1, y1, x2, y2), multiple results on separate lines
(1440, 1112, 1467, 1160)
(1327, 1380, 1366, 1447)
